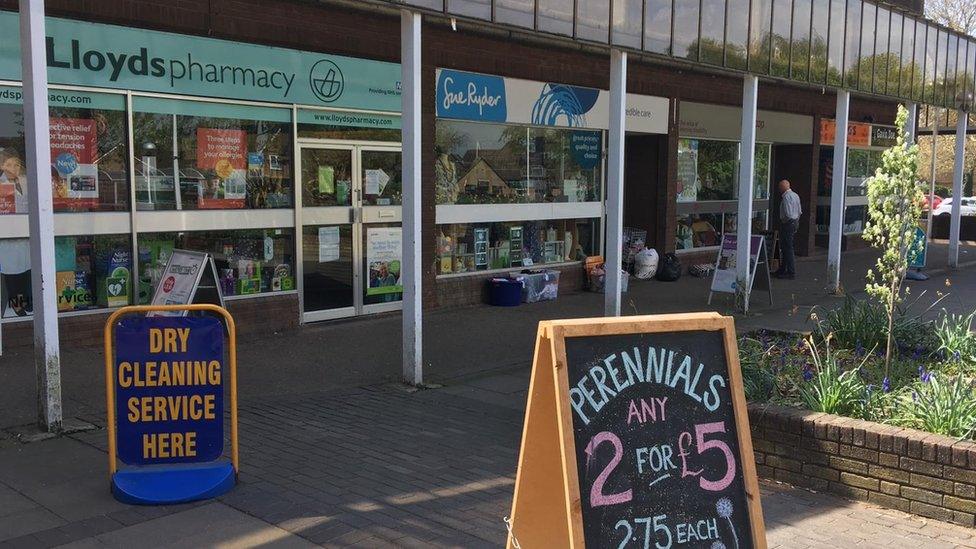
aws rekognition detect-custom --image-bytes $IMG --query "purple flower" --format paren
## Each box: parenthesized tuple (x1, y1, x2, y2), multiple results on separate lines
(802, 365, 814, 382)
(912, 391, 918, 403)
(912, 345, 924, 360)
(918, 366, 931, 383)
(882, 377, 891, 393)
(953, 350, 962, 362)
(855, 341, 865, 357)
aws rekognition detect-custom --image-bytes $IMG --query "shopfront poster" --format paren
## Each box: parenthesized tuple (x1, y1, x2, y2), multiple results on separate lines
(0, 182, 13, 213)
(364, 169, 389, 196)
(147, 249, 207, 316)
(820, 119, 871, 146)
(318, 226, 340, 263)
(676, 143, 699, 202)
(50, 117, 98, 209)
(197, 128, 247, 209)
(366, 227, 402, 296)
(318, 165, 335, 194)
(711, 234, 764, 294)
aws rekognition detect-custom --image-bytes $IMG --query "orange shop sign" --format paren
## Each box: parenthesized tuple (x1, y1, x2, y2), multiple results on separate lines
(820, 119, 871, 146)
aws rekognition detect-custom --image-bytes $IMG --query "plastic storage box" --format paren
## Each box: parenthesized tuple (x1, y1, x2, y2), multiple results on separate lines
(513, 271, 560, 303)
(487, 278, 522, 306)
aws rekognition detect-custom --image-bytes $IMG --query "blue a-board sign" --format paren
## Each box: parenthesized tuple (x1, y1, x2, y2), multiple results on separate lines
(909, 227, 927, 269)
(115, 316, 224, 466)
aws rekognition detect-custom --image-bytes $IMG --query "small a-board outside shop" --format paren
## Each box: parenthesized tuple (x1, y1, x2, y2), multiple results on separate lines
(147, 250, 225, 317)
(708, 235, 773, 311)
(104, 304, 239, 505)
(508, 313, 765, 548)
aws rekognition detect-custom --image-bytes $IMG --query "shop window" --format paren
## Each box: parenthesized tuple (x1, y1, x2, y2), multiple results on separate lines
(675, 138, 771, 251)
(699, 0, 726, 66)
(447, 0, 491, 20)
(844, 0, 862, 89)
(435, 120, 603, 205)
(435, 218, 600, 275)
(810, 0, 829, 84)
(673, 0, 701, 61)
(132, 98, 293, 211)
(770, 0, 792, 78)
(0, 87, 129, 215)
(826, 0, 846, 86)
(137, 228, 295, 304)
(874, 7, 891, 95)
(644, 0, 673, 55)
(577, 0, 610, 43)
(790, 0, 812, 82)
(612, 0, 643, 49)
(725, 0, 749, 69)
(676, 211, 768, 251)
(749, 0, 773, 74)
(1, 234, 132, 318)
(538, 0, 574, 36)
(496, 0, 535, 28)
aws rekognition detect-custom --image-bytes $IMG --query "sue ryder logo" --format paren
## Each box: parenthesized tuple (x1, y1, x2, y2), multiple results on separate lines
(436, 69, 507, 122)
(309, 59, 344, 103)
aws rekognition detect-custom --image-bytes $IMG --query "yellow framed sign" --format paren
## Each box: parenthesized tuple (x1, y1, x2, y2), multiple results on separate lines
(508, 313, 765, 548)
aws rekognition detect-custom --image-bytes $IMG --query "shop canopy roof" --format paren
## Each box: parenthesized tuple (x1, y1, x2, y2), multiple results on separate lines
(378, 0, 976, 112)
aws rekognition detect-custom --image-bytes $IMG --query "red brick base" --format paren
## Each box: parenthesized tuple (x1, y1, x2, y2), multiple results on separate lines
(749, 403, 976, 527)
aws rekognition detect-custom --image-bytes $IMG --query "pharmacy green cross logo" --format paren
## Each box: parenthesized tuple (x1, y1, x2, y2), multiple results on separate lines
(309, 59, 344, 103)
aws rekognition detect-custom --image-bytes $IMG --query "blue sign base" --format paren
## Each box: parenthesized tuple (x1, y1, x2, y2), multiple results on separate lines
(111, 462, 235, 505)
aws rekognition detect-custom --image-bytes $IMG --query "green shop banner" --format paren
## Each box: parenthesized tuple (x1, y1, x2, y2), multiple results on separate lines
(0, 11, 402, 112)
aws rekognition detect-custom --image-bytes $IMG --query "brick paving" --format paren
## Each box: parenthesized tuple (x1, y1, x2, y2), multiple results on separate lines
(2, 372, 976, 547)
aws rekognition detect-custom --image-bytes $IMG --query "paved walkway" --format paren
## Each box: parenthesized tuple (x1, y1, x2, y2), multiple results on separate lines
(2, 373, 976, 548)
(1, 243, 976, 547)
(3, 242, 975, 430)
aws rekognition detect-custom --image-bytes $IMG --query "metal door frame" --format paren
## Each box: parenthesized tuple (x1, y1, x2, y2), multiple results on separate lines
(296, 141, 402, 323)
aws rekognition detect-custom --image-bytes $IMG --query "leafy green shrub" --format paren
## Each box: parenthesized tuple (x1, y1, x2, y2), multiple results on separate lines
(738, 338, 777, 403)
(811, 295, 938, 357)
(932, 310, 976, 370)
(890, 374, 976, 439)
(797, 337, 870, 418)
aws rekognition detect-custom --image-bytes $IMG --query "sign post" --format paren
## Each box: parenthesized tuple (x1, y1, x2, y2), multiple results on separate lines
(104, 304, 238, 505)
(709, 234, 772, 311)
(508, 313, 765, 548)
(147, 249, 224, 317)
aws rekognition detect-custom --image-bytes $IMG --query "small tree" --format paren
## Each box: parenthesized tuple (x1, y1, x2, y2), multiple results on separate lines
(863, 104, 924, 379)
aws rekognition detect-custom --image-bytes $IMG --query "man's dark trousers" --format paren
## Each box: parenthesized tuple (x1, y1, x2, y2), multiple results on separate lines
(780, 219, 797, 275)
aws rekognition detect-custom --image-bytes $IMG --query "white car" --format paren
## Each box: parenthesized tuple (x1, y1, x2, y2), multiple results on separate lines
(933, 197, 976, 217)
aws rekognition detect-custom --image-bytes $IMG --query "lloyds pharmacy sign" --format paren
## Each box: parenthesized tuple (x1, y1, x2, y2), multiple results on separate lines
(0, 11, 402, 112)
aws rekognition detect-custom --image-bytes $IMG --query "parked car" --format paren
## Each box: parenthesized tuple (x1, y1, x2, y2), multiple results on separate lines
(933, 197, 976, 217)
(922, 194, 943, 211)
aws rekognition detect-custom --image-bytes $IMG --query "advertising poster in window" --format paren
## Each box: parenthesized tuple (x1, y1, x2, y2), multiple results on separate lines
(365, 227, 402, 296)
(50, 117, 98, 209)
(677, 142, 699, 202)
(196, 128, 247, 209)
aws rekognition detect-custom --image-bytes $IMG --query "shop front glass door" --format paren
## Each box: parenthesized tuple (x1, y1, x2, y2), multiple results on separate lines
(299, 144, 402, 321)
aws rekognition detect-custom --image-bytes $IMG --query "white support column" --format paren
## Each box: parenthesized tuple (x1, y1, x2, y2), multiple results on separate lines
(905, 102, 917, 143)
(604, 49, 627, 317)
(927, 107, 939, 242)
(20, 0, 61, 431)
(401, 10, 423, 385)
(736, 76, 758, 313)
(827, 90, 850, 293)
(949, 109, 968, 268)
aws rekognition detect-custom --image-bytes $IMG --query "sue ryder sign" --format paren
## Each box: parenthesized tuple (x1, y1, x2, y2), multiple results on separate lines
(508, 313, 765, 548)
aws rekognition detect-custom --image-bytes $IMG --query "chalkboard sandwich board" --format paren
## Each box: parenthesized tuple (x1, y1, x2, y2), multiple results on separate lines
(508, 313, 765, 548)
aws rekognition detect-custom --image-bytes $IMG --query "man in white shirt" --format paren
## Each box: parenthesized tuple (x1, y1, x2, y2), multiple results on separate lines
(775, 179, 802, 279)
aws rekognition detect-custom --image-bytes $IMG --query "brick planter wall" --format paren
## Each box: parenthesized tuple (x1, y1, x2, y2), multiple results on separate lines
(748, 403, 976, 527)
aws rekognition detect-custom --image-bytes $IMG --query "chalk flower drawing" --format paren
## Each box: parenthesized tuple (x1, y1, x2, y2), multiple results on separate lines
(711, 542, 727, 549)
(715, 497, 739, 549)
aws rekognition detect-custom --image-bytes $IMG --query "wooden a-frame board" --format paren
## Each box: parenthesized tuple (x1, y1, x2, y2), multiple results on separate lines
(507, 312, 766, 549)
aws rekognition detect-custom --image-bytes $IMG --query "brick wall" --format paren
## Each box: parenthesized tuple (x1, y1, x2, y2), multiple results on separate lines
(2, 293, 299, 350)
(431, 263, 584, 309)
(749, 403, 976, 527)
